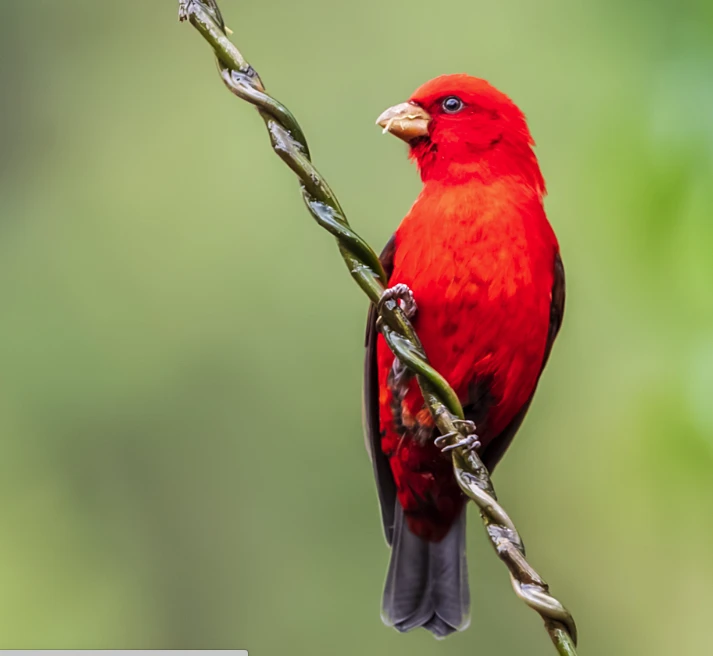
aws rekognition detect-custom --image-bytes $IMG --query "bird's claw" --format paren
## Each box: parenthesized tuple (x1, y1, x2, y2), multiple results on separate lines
(378, 283, 417, 319)
(434, 420, 480, 453)
(435, 433, 481, 453)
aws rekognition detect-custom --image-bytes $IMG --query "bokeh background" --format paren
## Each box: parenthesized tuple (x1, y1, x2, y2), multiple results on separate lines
(1, 0, 712, 653)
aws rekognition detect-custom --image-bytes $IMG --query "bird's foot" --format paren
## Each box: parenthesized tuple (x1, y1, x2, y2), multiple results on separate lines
(434, 433, 481, 453)
(434, 420, 480, 453)
(378, 283, 417, 320)
(453, 419, 477, 433)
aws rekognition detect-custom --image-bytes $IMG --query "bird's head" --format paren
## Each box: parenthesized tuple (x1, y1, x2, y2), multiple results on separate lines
(377, 74, 542, 189)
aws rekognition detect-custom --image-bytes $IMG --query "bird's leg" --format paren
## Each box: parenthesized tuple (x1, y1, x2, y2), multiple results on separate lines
(391, 357, 410, 389)
(377, 284, 417, 392)
(378, 283, 418, 320)
(434, 420, 481, 453)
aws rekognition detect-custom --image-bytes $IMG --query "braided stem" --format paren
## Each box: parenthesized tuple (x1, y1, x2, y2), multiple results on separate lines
(178, 2, 578, 652)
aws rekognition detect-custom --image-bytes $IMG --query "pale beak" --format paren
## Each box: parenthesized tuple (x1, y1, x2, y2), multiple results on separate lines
(375, 102, 431, 142)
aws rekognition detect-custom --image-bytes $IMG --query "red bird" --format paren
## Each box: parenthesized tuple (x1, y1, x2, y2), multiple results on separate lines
(363, 75, 564, 638)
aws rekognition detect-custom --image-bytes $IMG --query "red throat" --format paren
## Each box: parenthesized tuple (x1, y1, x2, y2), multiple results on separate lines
(410, 136, 545, 193)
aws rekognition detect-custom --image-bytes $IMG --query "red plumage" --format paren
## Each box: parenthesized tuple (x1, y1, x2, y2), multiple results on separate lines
(364, 75, 564, 637)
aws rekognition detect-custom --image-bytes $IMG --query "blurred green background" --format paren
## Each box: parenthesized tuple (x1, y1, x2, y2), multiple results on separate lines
(1, 0, 712, 653)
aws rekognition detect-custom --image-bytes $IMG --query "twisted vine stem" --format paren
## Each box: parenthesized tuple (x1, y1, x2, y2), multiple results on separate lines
(178, 2, 577, 653)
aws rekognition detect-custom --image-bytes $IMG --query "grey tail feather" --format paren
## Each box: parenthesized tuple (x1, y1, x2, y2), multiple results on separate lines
(381, 505, 470, 639)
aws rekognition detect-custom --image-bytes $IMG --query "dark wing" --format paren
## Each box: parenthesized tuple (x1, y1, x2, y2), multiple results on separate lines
(364, 236, 398, 544)
(479, 252, 566, 472)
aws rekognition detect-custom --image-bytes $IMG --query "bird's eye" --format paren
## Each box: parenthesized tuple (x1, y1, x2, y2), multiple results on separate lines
(442, 96, 464, 114)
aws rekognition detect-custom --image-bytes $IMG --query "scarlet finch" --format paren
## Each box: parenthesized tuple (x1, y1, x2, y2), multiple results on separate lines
(363, 75, 564, 638)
